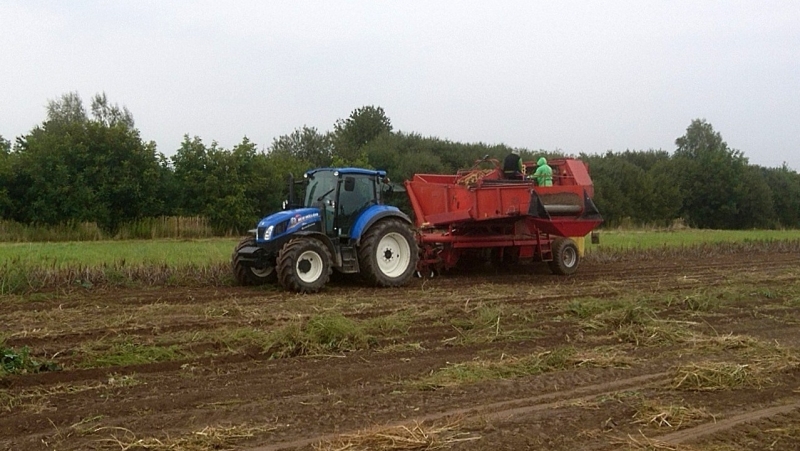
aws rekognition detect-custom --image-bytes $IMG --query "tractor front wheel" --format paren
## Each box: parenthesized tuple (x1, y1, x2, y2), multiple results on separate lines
(277, 238, 332, 293)
(231, 237, 277, 285)
(548, 237, 580, 275)
(358, 219, 418, 287)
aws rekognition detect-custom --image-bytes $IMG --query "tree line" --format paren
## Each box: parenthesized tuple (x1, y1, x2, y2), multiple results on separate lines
(1, 92, 798, 236)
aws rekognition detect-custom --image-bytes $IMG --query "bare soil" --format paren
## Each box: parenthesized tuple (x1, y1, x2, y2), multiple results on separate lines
(2, 247, 800, 451)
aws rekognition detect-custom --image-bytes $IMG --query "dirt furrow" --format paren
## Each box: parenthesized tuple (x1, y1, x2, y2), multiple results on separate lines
(246, 371, 672, 451)
(655, 399, 800, 445)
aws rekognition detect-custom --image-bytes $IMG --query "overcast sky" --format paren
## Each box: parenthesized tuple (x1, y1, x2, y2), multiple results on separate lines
(2, 1, 799, 170)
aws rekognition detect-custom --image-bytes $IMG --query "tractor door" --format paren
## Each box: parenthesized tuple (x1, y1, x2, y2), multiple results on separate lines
(304, 171, 337, 235)
(336, 174, 378, 236)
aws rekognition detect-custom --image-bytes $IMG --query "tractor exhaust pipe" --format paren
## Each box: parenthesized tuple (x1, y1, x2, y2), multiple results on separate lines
(287, 173, 295, 209)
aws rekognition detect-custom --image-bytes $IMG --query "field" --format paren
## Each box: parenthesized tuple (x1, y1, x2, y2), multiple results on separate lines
(2, 229, 799, 269)
(2, 238, 800, 450)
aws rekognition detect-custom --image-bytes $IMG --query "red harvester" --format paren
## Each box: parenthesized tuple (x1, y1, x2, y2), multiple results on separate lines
(405, 157, 603, 275)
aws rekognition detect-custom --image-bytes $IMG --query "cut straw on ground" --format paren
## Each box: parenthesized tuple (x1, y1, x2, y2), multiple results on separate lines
(313, 419, 480, 451)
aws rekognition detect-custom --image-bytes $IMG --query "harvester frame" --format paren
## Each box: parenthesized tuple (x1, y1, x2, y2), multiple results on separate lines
(406, 157, 602, 275)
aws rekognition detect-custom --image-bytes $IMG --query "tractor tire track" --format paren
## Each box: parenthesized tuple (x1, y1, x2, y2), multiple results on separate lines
(247, 371, 671, 451)
(654, 399, 800, 445)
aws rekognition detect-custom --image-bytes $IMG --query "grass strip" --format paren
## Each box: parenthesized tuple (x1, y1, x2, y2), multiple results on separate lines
(414, 347, 632, 390)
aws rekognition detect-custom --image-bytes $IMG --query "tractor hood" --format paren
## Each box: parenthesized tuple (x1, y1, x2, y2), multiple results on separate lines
(255, 207, 322, 243)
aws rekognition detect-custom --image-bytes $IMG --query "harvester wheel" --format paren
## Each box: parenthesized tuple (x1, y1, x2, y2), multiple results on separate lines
(277, 238, 332, 293)
(358, 219, 418, 287)
(231, 236, 277, 285)
(548, 237, 580, 276)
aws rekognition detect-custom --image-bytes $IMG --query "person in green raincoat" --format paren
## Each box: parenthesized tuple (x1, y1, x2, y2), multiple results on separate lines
(531, 157, 553, 186)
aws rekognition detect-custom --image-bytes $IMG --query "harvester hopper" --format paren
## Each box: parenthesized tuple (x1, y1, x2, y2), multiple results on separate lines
(405, 157, 602, 274)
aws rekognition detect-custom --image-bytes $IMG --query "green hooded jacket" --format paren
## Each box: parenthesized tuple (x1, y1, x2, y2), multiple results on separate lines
(532, 157, 553, 186)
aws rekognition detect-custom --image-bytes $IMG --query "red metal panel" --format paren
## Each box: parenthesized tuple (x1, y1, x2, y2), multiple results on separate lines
(406, 158, 601, 238)
(564, 159, 594, 197)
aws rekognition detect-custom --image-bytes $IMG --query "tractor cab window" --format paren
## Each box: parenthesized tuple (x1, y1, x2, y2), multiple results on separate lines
(305, 171, 338, 234)
(304, 171, 337, 208)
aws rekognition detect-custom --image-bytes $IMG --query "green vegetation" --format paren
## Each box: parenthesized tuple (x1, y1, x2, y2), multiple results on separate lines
(414, 347, 631, 389)
(590, 228, 800, 251)
(1, 343, 58, 376)
(566, 296, 693, 347)
(2, 92, 800, 240)
(0, 216, 215, 242)
(264, 314, 373, 358)
(1, 345, 36, 376)
(57, 313, 415, 370)
(449, 303, 540, 344)
(672, 339, 800, 391)
(83, 342, 181, 368)
(0, 238, 236, 268)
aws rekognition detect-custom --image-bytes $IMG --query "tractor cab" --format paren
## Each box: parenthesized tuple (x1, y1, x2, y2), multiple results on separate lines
(302, 168, 386, 238)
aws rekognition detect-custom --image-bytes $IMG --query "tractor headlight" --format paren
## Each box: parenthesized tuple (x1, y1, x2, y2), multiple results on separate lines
(263, 225, 274, 241)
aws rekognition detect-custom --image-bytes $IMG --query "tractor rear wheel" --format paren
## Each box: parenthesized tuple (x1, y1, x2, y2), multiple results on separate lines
(358, 219, 418, 287)
(231, 237, 277, 285)
(548, 237, 580, 275)
(277, 238, 332, 293)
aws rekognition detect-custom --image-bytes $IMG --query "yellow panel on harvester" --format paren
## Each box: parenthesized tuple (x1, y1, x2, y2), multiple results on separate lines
(571, 235, 585, 257)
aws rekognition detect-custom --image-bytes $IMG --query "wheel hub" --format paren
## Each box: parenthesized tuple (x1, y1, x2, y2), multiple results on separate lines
(376, 232, 411, 278)
(296, 250, 323, 283)
(562, 247, 577, 267)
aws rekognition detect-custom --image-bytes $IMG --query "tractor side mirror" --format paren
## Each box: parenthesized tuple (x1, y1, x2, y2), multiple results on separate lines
(344, 176, 355, 192)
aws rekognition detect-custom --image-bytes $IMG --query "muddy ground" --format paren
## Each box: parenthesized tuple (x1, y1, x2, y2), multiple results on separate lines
(2, 246, 800, 450)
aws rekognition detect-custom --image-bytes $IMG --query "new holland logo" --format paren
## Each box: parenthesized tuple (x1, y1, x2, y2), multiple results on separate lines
(289, 212, 320, 226)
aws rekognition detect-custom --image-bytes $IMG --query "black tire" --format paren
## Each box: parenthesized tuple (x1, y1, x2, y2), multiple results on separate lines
(548, 237, 580, 275)
(231, 236, 277, 285)
(358, 219, 418, 287)
(276, 238, 332, 293)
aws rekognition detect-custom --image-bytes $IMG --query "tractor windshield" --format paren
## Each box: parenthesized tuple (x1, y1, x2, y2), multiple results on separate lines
(304, 171, 337, 207)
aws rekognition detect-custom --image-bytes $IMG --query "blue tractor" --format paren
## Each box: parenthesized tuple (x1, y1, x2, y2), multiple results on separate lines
(232, 168, 419, 293)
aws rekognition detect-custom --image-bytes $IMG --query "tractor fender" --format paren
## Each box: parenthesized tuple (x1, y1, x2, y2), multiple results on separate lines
(351, 206, 413, 245)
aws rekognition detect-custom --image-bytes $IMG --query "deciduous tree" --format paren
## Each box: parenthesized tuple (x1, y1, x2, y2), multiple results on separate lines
(673, 119, 750, 229)
(9, 93, 165, 233)
(269, 126, 333, 168)
(332, 106, 393, 164)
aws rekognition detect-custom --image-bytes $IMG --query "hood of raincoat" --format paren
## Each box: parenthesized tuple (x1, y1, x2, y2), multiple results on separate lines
(537, 157, 547, 166)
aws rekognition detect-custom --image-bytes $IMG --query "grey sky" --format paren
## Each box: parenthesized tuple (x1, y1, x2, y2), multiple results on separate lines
(2, 1, 799, 170)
